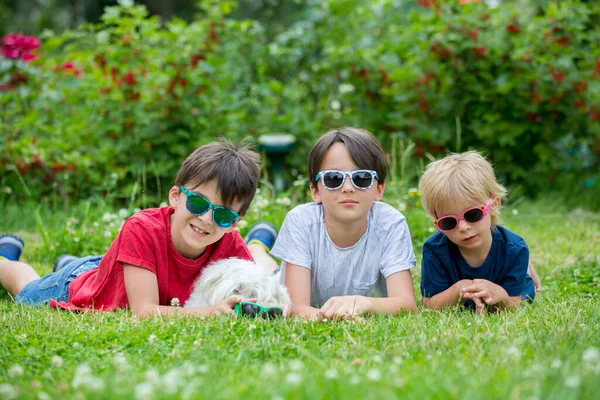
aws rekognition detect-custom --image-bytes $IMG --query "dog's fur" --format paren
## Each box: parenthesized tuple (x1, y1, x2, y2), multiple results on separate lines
(184, 257, 291, 308)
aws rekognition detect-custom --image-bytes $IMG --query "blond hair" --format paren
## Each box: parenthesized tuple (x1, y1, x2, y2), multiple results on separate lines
(418, 151, 507, 226)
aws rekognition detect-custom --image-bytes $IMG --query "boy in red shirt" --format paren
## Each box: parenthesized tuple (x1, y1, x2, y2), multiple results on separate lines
(0, 140, 261, 316)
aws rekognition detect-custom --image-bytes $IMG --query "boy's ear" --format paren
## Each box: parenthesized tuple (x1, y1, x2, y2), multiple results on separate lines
(168, 186, 181, 207)
(375, 183, 385, 201)
(310, 184, 322, 204)
(491, 195, 501, 215)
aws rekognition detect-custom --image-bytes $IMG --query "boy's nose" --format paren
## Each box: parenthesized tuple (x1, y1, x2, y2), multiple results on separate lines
(197, 209, 214, 225)
(457, 218, 470, 231)
(341, 176, 355, 192)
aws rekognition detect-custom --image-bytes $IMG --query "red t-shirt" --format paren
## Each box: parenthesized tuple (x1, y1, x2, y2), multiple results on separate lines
(50, 207, 252, 311)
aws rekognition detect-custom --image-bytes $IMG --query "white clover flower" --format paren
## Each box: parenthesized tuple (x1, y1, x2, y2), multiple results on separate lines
(565, 376, 581, 388)
(161, 369, 180, 394)
(512, 209, 519, 215)
(159, 202, 168, 208)
(88, 377, 106, 392)
(236, 219, 248, 229)
(73, 237, 80, 243)
(198, 365, 209, 374)
(324, 369, 338, 380)
(0, 384, 15, 400)
(349, 375, 360, 385)
(134, 208, 141, 213)
(289, 359, 303, 371)
(51, 356, 64, 367)
(330, 100, 341, 111)
(393, 356, 403, 365)
(372, 355, 383, 364)
(102, 212, 114, 222)
(338, 83, 355, 94)
(93, 221, 99, 227)
(38, 392, 51, 400)
(249, 324, 256, 331)
(147, 334, 157, 344)
(145, 369, 160, 384)
(285, 373, 302, 386)
(397, 202, 407, 211)
(170, 298, 180, 307)
(113, 353, 128, 370)
(73, 342, 80, 349)
(262, 363, 277, 376)
(72, 364, 93, 389)
(135, 382, 154, 400)
(367, 368, 381, 381)
(506, 346, 521, 360)
(428, 227, 436, 233)
(551, 359, 562, 369)
(16, 334, 27, 341)
(8, 365, 24, 378)
(583, 347, 600, 364)
(119, 209, 129, 219)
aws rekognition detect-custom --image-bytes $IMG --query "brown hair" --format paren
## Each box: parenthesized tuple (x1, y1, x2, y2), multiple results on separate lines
(174, 139, 260, 215)
(308, 127, 388, 188)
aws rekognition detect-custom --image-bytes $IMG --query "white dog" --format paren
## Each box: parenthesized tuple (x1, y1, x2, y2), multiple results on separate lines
(184, 257, 291, 308)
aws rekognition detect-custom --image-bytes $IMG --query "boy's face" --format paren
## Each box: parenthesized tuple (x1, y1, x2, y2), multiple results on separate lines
(168, 180, 242, 260)
(435, 197, 497, 254)
(310, 142, 384, 225)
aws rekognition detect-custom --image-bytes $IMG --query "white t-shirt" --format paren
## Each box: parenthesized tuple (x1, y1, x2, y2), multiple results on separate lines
(270, 201, 416, 308)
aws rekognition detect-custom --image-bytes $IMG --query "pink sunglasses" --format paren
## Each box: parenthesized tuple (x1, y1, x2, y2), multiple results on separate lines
(434, 200, 493, 232)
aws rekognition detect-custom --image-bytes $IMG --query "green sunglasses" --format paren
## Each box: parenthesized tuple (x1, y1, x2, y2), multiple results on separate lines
(179, 186, 240, 228)
(234, 301, 284, 320)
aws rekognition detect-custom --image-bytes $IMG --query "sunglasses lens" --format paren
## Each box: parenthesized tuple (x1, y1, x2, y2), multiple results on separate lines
(241, 303, 260, 317)
(464, 208, 484, 223)
(187, 195, 210, 215)
(351, 171, 373, 188)
(266, 307, 283, 319)
(323, 171, 344, 189)
(437, 217, 457, 231)
(213, 208, 237, 227)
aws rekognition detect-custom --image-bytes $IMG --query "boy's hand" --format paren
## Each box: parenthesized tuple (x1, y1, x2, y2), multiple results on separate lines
(318, 295, 371, 320)
(460, 279, 509, 307)
(210, 296, 257, 315)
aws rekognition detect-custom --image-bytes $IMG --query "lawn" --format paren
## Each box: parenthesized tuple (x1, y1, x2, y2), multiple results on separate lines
(1, 199, 599, 400)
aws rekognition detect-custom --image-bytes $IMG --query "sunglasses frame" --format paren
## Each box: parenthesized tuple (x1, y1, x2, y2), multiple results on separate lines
(315, 169, 379, 190)
(179, 186, 240, 228)
(434, 199, 494, 232)
(234, 301, 284, 320)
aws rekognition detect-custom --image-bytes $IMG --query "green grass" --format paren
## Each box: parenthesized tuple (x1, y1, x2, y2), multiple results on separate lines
(1, 199, 599, 399)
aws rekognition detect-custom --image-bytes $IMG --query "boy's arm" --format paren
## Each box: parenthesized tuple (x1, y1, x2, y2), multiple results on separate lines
(285, 263, 321, 320)
(319, 271, 417, 319)
(422, 279, 476, 309)
(123, 264, 241, 317)
(460, 279, 521, 310)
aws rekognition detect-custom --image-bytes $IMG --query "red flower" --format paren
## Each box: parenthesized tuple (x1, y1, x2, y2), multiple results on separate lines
(551, 71, 565, 83)
(573, 81, 588, 94)
(473, 47, 487, 57)
(122, 72, 137, 86)
(1, 33, 41, 62)
(554, 37, 571, 47)
(470, 29, 479, 40)
(506, 24, 521, 34)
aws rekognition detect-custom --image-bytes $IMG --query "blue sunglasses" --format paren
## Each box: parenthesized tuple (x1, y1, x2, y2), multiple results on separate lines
(180, 186, 240, 228)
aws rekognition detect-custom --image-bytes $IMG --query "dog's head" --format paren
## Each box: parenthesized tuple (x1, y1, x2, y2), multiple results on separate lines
(185, 257, 291, 307)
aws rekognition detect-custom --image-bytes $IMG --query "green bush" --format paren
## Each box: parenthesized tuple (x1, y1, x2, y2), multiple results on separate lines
(1, 0, 598, 207)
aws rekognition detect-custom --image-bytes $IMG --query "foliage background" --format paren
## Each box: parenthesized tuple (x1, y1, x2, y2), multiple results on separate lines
(1, 0, 599, 210)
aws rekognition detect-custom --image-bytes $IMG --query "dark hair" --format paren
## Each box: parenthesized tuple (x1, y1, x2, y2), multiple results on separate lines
(174, 139, 260, 215)
(308, 127, 388, 187)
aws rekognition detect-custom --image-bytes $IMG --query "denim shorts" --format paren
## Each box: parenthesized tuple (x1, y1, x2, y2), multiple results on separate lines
(15, 255, 102, 305)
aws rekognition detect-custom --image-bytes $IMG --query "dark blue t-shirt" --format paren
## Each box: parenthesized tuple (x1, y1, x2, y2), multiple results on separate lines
(420, 225, 534, 304)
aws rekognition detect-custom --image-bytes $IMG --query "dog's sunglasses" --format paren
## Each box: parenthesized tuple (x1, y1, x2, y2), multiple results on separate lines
(434, 200, 493, 232)
(315, 169, 379, 190)
(234, 301, 284, 320)
(179, 186, 240, 228)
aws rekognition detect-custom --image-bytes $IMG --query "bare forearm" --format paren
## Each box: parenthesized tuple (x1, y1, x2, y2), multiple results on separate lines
(131, 304, 215, 317)
(291, 304, 321, 319)
(368, 296, 417, 314)
(423, 282, 464, 309)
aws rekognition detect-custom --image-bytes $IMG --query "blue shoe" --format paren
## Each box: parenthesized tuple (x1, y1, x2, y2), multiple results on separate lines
(0, 234, 24, 261)
(245, 222, 278, 252)
(53, 254, 78, 272)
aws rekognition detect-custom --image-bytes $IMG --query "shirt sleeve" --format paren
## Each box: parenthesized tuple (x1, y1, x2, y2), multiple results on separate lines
(228, 230, 254, 261)
(115, 217, 158, 273)
(420, 244, 452, 298)
(380, 217, 416, 278)
(500, 239, 529, 297)
(270, 209, 312, 269)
